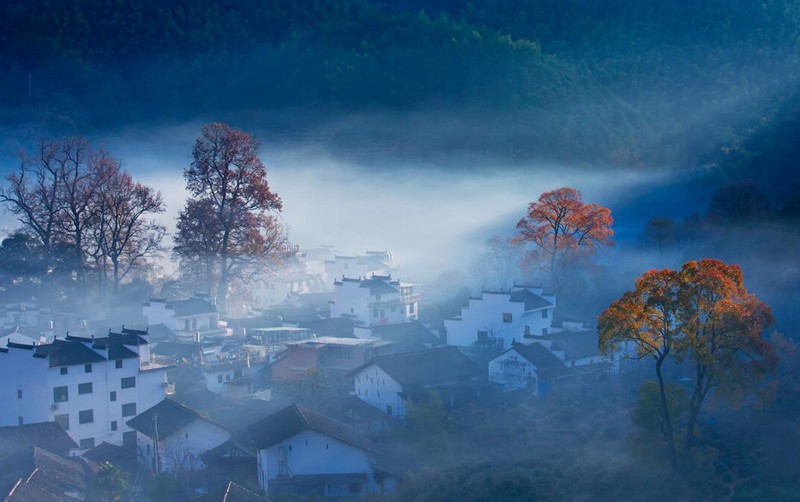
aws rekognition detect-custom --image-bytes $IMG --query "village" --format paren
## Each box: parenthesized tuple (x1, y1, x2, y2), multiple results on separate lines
(0, 243, 619, 501)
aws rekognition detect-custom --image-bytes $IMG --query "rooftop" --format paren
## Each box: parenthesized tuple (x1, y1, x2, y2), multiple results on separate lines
(127, 399, 225, 439)
(352, 346, 479, 388)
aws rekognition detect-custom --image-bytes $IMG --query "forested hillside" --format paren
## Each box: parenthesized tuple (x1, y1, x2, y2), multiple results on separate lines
(2, 0, 799, 165)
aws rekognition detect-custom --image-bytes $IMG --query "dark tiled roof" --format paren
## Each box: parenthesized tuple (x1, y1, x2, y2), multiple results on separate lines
(153, 341, 198, 359)
(81, 442, 123, 465)
(370, 321, 439, 345)
(247, 404, 375, 453)
(352, 346, 479, 388)
(507, 343, 569, 380)
(359, 278, 398, 296)
(168, 297, 217, 317)
(2, 446, 86, 501)
(146, 323, 175, 341)
(33, 339, 106, 368)
(195, 481, 266, 502)
(0, 423, 77, 460)
(298, 317, 355, 338)
(127, 399, 224, 439)
(550, 330, 601, 360)
(509, 289, 553, 311)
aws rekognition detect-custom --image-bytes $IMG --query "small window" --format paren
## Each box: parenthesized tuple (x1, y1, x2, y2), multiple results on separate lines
(79, 438, 95, 449)
(349, 482, 361, 494)
(17, 390, 22, 399)
(85, 364, 92, 373)
(121, 377, 136, 389)
(372, 309, 378, 318)
(110, 391, 117, 402)
(79, 409, 94, 424)
(386, 405, 392, 415)
(542, 327, 548, 336)
(121, 403, 136, 417)
(477, 330, 489, 342)
(18, 416, 23, 426)
(234, 369, 242, 379)
(502, 312, 512, 323)
(111, 420, 117, 431)
(53, 386, 69, 403)
(542, 309, 549, 319)
(78, 382, 93, 394)
(185, 433, 189, 439)
(115, 360, 123, 369)
(375, 294, 381, 301)
(325, 443, 329, 450)
(226, 374, 231, 381)
(217, 375, 223, 383)
(350, 308, 354, 314)
(60, 367, 68, 375)
(54, 413, 69, 431)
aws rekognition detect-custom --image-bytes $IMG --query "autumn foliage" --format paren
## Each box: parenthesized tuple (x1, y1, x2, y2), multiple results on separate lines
(599, 258, 776, 467)
(514, 187, 613, 286)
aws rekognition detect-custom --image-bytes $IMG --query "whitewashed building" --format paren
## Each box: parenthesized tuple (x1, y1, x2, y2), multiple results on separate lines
(248, 404, 395, 498)
(351, 346, 480, 418)
(488, 342, 569, 394)
(126, 399, 231, 474)
(324, 251, 393, 290)
(444, 284, 555, 350)
(330, 275, 418, 327)
(143, 294, 225, 342)
(0, 328, 172, 450)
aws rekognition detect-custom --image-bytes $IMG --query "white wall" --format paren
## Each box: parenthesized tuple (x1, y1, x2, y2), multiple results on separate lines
(137, 419, 230, 473)
(488, 350, 538, 393)
(353, 365, 405, 417)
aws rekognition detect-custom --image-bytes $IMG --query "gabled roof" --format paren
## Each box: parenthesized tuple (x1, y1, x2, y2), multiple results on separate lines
(33, 339, 106, 368)
(0, 423, 77, 460)
(167, 297, 217, 317)
(2, 446, 86, 501)
(550, 330, 601, 360)
(369, 321, 439, 345)
(153, 341, 198, 359)
(81, 441, 123, 466)
(126, 399, 226, 439)
(247, 404, 376, 453)
(509, 289, 553, 311)
(359, 278, 399, 296)
(502, 343, 571, 380)
(351, 346, 479, 388)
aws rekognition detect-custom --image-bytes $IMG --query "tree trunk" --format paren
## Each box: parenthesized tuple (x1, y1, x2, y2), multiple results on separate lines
(656, 356, 678, 471)
(216, 258, 229, 316)
(685, 364, 706, 451)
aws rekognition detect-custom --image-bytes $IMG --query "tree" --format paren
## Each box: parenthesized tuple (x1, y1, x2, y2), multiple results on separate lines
(475, 234, 523, 290)
(598, 269, 682, 470)
(94, 169, 166, 293)
(709, 180, 770, 225)
(514, 187, 613, 289)
(174, 123, 289, 314)
(641, 217, 676, 262)
(677, 259, 776, 450)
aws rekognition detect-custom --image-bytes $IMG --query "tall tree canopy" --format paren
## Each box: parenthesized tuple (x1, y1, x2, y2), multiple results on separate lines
(174, 122, 290, 313)
(514, 187, 613, 288)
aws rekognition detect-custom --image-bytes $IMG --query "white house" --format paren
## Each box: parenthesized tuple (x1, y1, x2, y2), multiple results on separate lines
(126, 399, 230, 474)
(203, 359, 253, 396)
(143, 294, 226, 342)
(324, 251, 393, 290)
(488, 342, 569, 394)
(247, 404, 395, 499)
(351, 346, 481, 418)
(330, 274, 418, 327)
(0, 328, 173, 450)
(444, 284, 555, 350)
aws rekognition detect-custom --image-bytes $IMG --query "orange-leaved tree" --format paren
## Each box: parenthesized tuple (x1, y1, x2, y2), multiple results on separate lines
(677, 259, 775, 450)
(598, 269, 682, 470)
(514, 187, 613, 289)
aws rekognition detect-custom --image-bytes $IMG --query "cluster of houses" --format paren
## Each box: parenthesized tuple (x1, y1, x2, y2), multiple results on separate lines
(0, 247, 615, 500)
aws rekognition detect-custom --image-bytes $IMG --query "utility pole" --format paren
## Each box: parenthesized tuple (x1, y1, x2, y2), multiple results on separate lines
(153, 413, 161, 474)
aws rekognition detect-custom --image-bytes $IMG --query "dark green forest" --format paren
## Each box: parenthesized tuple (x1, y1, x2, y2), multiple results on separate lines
(2, 0, 800, 167)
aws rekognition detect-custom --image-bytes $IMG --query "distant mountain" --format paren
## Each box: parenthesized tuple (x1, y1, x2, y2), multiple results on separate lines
(2, 0, 799, 166)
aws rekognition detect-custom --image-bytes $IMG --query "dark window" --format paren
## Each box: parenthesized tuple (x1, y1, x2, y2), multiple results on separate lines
(17, 390, 22, 399)
(502, 312, 512, 323)
(115, 360, 123, 369)
(78, 382, 93, 394)
(18, 416, 23, 426)
(477, 330, 489, 342)
(234, 369, 243, 379)
(121, 377, 136, 389)
(386, 405, 392, 415)
(542, 309, 549, 319)
(217, 375, 223, 383)
(121, 403, 136, 417)
(84, 364, 92, 373)
(53, 386, 69, 403)
(60, 367, 68, 375)
(79, 409, 94, 424)
(349, 483, 362, 493)
(54, 413, 69, 431)
(185, 433, 189, 439)
(79, 438, 95, 449)
(111, 420, 117, 431)
(123, 431, 136, 447)
(110, 391, 116, 402)
(542, 327, 548, 336)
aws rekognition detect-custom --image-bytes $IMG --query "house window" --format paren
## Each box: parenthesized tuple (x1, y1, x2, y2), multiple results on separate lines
(110, 391, 117, 402)
(123, 431, 136, 447)
(60, 367, 68, 375)
(18, 416, 23, 426)
(278, 446, 288, 476)
(85, 364, 92, 373)
(349, 482, 362, 493)
(111, 421, 117, 431)
(17, 390, 22, 399)
(234, 369, 243, 379)
(115, 360, 123, 369)
(477, 330, 489, 342)
(121, 403, 136, 417)
(54, 414, 69, 431)
(386, 405, 392, 415)
(542, 309, 549, 319)
(53, 386, 69, 403)
(185, 433, 189, 439)
(217, 375, 223, 383)
(226, 374, 231, 381)
(524, 325, 530, 336)
(372, 309, 378, 318)
(542, 327, 548, 336)
(380, 309, 385, 319)
(375, 294, 381, 301)
(502, 312, 512, 323)
(80, 438, 95, 449)
(78, 382, 93, 394)
(350, 308, 354, 314)
(79, 409, 94, 424)
(184, 319, 190, 331)
(121, 377, 136, 389)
